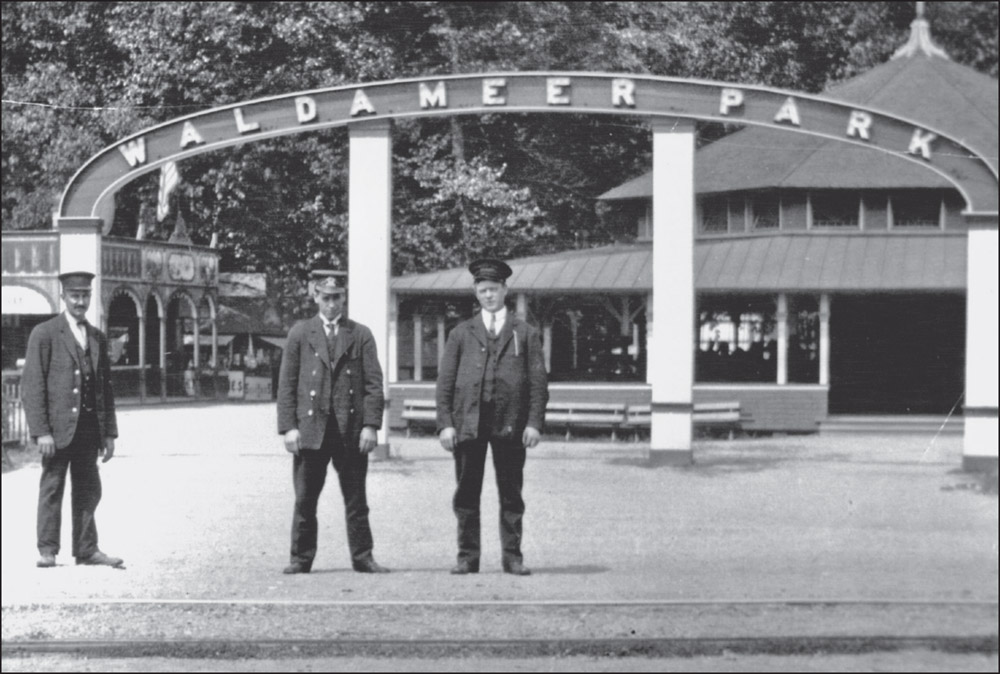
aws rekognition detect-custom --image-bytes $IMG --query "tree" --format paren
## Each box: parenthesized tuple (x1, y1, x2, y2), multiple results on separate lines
(4, 1, 997, 286)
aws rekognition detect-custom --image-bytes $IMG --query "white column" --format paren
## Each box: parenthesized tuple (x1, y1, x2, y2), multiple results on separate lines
(543, 323, 552, 373)
(964, 228, 999, 472)
(516, 293, 528, 320)
(413, 312, 423, 382)
(55, 218, 103, 327)
(388, 292, 398, 384)
(819, 294, 831, 386)
(192, 304, 201, 398)
(645, 293, 654, 384)
(650, 119, 695, 462)
(437, 316, 446, 372)
(211, 310, 218, 369)
(158, 306, 167, 401)
(349, 119, 392, 442)
(138, 308, 147, 403)
(776, 293, 788, 385)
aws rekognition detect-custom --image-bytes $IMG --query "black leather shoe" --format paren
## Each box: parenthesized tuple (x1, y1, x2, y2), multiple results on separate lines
(353, 559, 390, 574)
(283, 562, 311, 574)
(76, 551, 124, 567)
(450, 559, 479, 575)
(37, 553, 56, 568)
(502, 560, 531, 576)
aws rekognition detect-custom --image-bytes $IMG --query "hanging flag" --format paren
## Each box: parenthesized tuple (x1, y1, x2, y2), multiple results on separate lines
(156, 161, 180, 221)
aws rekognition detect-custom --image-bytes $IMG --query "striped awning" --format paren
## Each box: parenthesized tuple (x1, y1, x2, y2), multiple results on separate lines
(391, 233, 968, 294)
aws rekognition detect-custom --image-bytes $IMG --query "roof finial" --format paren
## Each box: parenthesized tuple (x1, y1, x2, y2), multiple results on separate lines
(892, 1, 950, 60)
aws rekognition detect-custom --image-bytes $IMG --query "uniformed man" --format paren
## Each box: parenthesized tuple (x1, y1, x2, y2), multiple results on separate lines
(22, 271, 124, 568)
(436, 258, 549, 575)
(277, 269, 389, 574)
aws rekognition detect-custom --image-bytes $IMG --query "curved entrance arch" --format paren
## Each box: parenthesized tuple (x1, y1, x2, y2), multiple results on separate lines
(60, 72, 997, 224)
(56, 72, 999, 464)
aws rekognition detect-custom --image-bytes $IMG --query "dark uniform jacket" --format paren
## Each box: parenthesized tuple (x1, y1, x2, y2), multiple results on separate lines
(436, 314, 548, 443)
(277, 315, 384, 450)
(22, 314, 118, 449)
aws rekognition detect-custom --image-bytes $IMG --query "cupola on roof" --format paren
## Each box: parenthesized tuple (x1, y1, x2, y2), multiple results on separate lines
(599, 4, 998, 201)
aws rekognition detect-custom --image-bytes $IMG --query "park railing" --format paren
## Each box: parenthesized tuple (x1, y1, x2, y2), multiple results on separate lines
(2, 370, 28, 450)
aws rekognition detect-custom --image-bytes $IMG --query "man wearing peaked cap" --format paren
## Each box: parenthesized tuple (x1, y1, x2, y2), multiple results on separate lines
(277, 268, 389, 575)
(58, 271, 96, 288)
(436, 257, 548, 576)
(21, 270, 124, 569)
(309, 269, 346, 295)
(468, 258, 513, 284)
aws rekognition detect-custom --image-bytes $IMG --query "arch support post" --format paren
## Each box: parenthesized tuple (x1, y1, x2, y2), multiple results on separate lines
(55, 218, 103, 327)
(349, 119, 392, 449)
(964, 227, 999, 472)
(649, 119, 695, 464)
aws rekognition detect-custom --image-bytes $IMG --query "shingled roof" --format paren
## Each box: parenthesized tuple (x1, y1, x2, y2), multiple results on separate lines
(599, 14, 998, 200)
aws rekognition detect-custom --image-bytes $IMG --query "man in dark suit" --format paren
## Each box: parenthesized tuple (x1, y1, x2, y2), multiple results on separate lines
(436, 258, 549, 576)
(22, 271, 123, 569)
(277, 269, 389, 575)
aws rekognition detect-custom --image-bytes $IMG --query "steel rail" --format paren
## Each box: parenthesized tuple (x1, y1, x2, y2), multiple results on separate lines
(3, 635, 997, 658)
(3, 598, 997, 607)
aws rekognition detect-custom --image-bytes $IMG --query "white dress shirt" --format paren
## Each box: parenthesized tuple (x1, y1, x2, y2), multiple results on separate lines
(481, 306, 508, 336)
(322, 314, 342, 338)
(64, 312, 88, 349)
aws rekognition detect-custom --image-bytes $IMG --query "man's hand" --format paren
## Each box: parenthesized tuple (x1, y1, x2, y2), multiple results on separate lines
(439, 427, 457, 453)
(100, 437, 115, 463)
(283, 429, 301, 455)
(522, 426, 541, 449)
(359, 426, 378, 454)
(37, 434, 55, 459)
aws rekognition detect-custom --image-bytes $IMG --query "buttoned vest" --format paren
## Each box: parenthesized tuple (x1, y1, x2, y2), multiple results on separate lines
(76, 340, 97, 413)
(482, 329, 500, 404)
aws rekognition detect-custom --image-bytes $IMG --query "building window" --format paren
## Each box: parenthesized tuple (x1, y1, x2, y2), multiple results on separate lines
(398, 299, 471, 381)
(751, 194, 780, 230)
(696, 296, 776, 383)
(787, 295, 819, 384)
(810, 192, 859, 228)
(890, 192, 942, 228)
(700, 196, 729, 234)
(544, 297, 645, 383)
(637, 203, 652, 240)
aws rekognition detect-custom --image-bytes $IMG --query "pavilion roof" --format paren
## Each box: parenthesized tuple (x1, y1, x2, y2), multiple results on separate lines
(599, 16, 997, 200)
(392, 232, 967, 294)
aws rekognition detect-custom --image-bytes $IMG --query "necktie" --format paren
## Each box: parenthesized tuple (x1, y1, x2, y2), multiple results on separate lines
(489, 312, 496, 338)
(76, 320, 88, 348)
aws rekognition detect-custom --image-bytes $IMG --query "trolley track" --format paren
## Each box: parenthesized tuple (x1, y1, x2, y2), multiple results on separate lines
(4, 599, 996, 658)
(3, 635, 998, 659)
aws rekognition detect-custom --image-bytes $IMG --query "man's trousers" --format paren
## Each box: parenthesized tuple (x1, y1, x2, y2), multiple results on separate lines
(452, 429, 527, 567)
(37, 411, 102, 559)
(289, 421, 374, 568)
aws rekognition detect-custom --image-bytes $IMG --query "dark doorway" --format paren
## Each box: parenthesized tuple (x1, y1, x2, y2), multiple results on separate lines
(829, 294, 965, 414)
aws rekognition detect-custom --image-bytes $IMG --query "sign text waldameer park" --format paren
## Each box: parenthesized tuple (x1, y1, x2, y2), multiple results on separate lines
(61, 73, 997, 225)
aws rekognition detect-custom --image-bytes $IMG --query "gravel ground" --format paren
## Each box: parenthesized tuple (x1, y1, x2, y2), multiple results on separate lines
(2, 402, 997, 671)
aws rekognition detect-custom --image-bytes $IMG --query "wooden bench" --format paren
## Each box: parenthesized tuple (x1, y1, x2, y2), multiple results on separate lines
(544, 401, 627, 441)
(401, 398, 437, 437)
(404, 398, 633, 442)
(625, 401, 743, 440)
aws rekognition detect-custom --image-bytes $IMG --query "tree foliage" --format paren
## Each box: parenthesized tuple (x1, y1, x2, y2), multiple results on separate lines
(3, 1, 997, 289)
